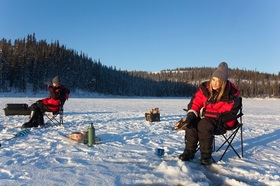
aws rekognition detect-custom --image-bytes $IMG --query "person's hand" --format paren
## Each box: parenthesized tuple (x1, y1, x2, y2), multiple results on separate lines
(47, 85, 54, 92)
(218, 112, 236, 123)
(185, 112, 196, 127)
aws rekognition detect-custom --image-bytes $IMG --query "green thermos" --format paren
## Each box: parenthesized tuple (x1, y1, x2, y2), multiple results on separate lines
(88, 122, 95, 146)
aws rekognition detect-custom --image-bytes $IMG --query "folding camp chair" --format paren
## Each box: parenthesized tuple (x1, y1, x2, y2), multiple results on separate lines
(44, 99, 66, 126)
(44, 86, 69, 126)
(213, 97, 244, 161)
(45, 106, 64, 126)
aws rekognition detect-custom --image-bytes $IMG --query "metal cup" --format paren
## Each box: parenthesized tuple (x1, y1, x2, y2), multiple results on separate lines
(156, 148, 164, 156)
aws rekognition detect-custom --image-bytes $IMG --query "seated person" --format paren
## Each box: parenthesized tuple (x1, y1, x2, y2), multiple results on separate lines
(22, 76, 70, 128)
(178, 62, 242, 165)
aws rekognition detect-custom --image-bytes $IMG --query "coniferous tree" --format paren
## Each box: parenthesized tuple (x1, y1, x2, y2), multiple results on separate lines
(1, 34, 279, 98)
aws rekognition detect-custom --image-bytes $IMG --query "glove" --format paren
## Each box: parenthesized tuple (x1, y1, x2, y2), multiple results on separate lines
(219, 112, 236, 123)
(48, 85, 54, 92)
(185, 112, 196, 127)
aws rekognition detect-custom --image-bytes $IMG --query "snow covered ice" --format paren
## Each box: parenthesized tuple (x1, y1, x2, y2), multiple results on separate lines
(0, 96, 279, 186)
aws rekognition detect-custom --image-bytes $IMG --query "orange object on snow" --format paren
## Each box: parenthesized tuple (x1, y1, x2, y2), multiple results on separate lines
(70, 132, 84, 140)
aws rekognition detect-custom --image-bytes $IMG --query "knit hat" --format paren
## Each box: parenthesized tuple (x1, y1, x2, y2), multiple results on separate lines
(212, 62, 228, 82)
(52, 76, 60, 86)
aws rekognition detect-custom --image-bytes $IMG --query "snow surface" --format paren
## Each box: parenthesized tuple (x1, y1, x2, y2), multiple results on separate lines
(0, 95, 279, 186)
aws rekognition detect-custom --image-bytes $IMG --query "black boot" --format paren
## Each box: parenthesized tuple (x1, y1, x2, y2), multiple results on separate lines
(22, 109, 40, 128)
(179, 139, 198, 161)
(37, 111, 44, 126)
(22, 120, 39, 128)
(199, 138, 213, 165)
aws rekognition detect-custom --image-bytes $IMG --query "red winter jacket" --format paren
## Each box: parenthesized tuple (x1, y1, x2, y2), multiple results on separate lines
(187, 81, 241, 128)
(42, 85, 70, 112)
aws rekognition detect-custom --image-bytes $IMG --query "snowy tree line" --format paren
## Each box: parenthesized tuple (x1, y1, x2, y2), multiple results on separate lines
(130, 67, 280, 98)
(1, 34, 279, 98)
(0, 34, 196, 97)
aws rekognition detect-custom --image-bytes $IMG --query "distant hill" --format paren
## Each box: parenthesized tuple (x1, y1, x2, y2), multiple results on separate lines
(127, 67, 280, 98)
(1, 34, 279, 98)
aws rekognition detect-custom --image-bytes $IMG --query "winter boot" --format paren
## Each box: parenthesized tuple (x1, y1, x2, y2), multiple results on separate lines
(37, 111, 44, 126)
(22, 120, 39, 128)
(178, 139, 198, 161)
(199, 138, 214, 165)
(22, 108, 40, 128)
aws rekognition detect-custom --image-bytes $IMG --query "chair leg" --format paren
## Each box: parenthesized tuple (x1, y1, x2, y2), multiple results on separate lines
(219, 129, 241, 161)
(60, 115, 63, 124)
(216, 128, 237, 152)
(44, 112, 63, 126)
(217, 125, 243, 161)
(213, 136, 215, 152)
(60, 109, 63, 125)
(241, 124, 244, 157)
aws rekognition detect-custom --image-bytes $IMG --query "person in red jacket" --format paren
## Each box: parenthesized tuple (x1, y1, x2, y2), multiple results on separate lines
(179, 62, 242, 165)
(22, 76, 70, 128)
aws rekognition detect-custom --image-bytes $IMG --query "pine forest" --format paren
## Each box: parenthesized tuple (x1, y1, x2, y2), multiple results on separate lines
(0, 34, 279, 98)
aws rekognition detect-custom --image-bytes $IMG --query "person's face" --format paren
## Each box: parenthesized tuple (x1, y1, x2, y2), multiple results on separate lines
(211, 77, 222, 90)
(52, 82, 58, 87)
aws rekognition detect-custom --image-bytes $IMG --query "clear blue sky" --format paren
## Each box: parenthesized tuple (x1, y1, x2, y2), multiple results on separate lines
(1, 0, 279, 74)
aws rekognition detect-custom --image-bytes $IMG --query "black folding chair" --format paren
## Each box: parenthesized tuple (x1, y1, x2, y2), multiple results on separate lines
(213, 98, 244, 161)
(44, 99, 66, 126)
(45, 106, 64, 126)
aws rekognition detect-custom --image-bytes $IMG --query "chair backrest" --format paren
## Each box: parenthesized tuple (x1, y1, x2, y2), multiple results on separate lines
(60, 98, 66, 109)
(59, 86, 70, 109)
(231, 97, 243, 129)
(237, 97, 243, 123)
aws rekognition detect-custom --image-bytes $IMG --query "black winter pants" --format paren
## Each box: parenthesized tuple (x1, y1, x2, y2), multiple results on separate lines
(30, 100, 51, 113)
(28, 100, 51, 125)
(186, 117, 218, 142)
